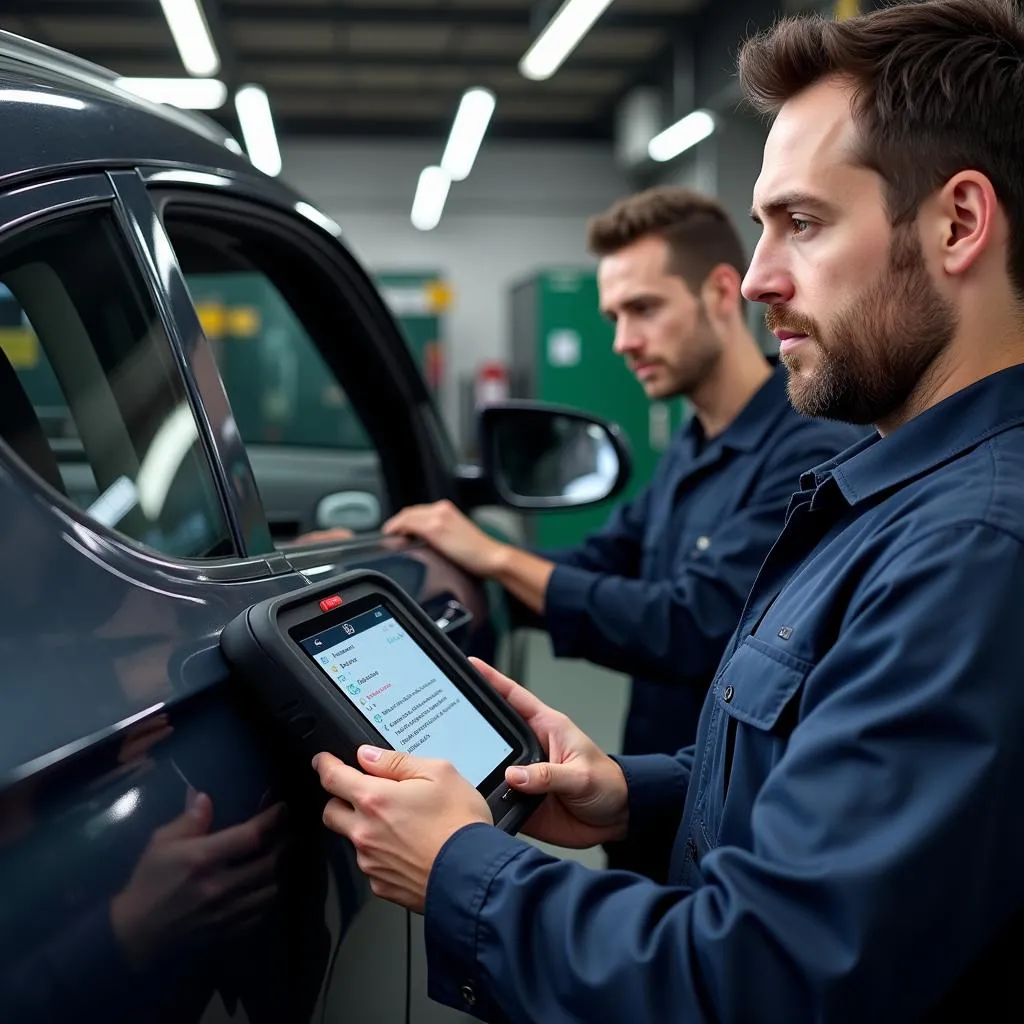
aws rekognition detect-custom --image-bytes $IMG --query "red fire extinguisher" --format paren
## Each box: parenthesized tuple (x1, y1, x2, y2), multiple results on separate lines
(474, 360, 509, 407)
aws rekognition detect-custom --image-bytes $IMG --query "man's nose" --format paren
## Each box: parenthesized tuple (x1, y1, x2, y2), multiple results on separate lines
(742, 240, 794, 306)
(613, 323, 642, 355)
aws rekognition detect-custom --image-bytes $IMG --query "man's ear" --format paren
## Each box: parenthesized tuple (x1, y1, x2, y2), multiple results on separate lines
(700, 264, 744, 322)
(934, 171, 999, 278)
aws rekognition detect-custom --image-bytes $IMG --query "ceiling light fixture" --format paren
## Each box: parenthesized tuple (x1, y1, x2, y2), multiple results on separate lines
(158, 0, 220, 77)
(440, 87, 496, 181)
(519, 0, 616, 82)
(0, 89, 85, 111)
(235, 84, 282, 177)
(411, 166, 451, 232)
(117, 77, 227, 110)
(648, 109, 716, 163)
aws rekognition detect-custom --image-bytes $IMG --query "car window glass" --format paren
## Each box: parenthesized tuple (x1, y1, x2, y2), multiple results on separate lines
(164, 214, 388, 542)
(186, 270, 371, 450)
(0, 209, 235, 559)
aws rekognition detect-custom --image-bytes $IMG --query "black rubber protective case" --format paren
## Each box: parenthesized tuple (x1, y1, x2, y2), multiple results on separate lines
(219, 568, 542, 834)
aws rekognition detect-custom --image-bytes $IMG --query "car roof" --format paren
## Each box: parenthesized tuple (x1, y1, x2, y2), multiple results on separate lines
(0, 29, 258, 185)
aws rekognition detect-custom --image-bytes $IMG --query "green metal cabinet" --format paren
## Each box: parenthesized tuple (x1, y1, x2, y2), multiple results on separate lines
(510, 268, 687, 548)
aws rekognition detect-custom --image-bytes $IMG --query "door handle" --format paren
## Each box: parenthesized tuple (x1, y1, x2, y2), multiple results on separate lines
(433, 599, 472, 634)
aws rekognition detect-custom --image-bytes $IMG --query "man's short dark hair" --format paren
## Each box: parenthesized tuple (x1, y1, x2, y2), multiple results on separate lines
(586, 187, 748, 294)
(738, 0, 1024, 297)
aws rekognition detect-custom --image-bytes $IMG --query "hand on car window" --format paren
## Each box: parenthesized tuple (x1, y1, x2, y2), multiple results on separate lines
(383, 501, 507, 576)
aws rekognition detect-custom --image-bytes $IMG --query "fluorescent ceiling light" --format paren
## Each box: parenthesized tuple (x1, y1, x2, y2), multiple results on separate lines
(159, 0, 220, 77)
(235, 84, 282, 177)
(117, 77, 227, 110)
(520, 0, 616, 82)
(441, 88, 496, 182)
(0, 89, 85, 110)
(648, 110, 716, 163)
(411, 167, 451, 232)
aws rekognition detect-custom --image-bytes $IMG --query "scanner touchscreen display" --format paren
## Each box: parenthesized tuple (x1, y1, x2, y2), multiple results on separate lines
(299, 605, 513, 787)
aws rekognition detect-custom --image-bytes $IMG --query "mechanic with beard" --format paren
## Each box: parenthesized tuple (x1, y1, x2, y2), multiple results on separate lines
(383, 189, 857, 784)
(309, 1, 1024, 1019)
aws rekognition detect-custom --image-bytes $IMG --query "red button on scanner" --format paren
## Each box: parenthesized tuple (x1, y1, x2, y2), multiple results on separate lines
(319, 595, 343, 612)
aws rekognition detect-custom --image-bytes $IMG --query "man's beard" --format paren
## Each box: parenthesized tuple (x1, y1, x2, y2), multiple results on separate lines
(765, 226, 957, 425)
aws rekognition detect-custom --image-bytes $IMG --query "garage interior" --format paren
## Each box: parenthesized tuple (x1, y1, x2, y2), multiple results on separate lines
(0, 0, 851, 870)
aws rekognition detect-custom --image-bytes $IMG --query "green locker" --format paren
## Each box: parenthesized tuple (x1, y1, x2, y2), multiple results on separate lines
(510, 268, 688, 548)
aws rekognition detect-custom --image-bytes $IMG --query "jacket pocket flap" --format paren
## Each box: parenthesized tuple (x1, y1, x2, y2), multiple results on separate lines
(717, 635, 811, 730)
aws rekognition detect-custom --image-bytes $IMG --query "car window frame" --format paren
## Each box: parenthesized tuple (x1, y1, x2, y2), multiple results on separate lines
(143, 179, 459, 528)
(109, 170, 281, 565)
(0, 171, 290, 581)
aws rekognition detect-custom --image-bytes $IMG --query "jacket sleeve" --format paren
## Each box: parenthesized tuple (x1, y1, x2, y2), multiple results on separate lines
(609, 749, 695, 871)
(504, 484, 656, 632)
(424, 522, 1024, 1023)
(542, 428, 839, 682)
(541, 480, 654, 576)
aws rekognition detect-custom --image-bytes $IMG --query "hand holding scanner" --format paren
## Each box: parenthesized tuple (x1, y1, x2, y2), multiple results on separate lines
(220, 569, 542, 834)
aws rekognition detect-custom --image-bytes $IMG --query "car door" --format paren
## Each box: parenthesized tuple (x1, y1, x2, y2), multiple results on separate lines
(0, 170, 480, 1023)
(141, 168, 507, 659)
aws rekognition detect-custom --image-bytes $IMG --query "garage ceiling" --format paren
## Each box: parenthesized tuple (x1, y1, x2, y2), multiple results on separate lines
(0, 0, 710, 139)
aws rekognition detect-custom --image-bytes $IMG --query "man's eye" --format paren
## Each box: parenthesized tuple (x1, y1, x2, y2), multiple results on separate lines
(791, 217, 811, 235)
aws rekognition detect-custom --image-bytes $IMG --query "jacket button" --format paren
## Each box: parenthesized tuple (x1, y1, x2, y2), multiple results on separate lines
(695, 535, 711, 551)
(723, 685, 734, 703)
(461, 984, 477, 1008)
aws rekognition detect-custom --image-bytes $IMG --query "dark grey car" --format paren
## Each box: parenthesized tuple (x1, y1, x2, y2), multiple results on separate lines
(0, 33, 630, 1024)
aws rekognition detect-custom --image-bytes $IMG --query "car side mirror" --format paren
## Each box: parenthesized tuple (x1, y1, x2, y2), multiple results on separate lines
(475, 401, 632, 510)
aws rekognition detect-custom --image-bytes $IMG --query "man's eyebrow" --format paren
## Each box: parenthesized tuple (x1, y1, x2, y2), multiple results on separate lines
(750, 192, 837, 225)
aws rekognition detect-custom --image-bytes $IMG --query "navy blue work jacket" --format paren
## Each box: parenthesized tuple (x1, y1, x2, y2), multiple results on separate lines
(542, 365, 858, 756)
(426, 363, 1024, 1023)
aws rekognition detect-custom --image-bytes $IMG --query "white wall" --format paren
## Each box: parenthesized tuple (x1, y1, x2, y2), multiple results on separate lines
(280, 139, 631, 438)
(649, 112, 774, 347)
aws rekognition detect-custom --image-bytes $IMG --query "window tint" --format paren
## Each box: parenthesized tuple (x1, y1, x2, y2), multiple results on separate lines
(186, 270, 372, 451)
(164, 211, 391, 540)
(0, 209, 235, 558)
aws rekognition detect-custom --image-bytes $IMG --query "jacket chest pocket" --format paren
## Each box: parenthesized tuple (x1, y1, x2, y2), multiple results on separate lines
(693, 636, 811, 853)
(642, 513, 717, 572)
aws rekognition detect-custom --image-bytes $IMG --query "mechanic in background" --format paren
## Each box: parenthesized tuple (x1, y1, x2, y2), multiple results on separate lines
(384, 189, 858, 772)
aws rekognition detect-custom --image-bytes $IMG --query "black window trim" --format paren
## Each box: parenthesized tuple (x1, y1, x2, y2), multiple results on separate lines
(109, 169, 261, 561)
(0, 173, 285, 581)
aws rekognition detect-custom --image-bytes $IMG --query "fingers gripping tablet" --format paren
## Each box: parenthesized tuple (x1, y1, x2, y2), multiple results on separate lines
(219, 570, 542, 834)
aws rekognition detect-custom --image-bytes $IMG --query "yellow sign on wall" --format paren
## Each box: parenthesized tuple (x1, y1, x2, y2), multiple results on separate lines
(0, 326, 38, 368)
(196, 302, 261, 340)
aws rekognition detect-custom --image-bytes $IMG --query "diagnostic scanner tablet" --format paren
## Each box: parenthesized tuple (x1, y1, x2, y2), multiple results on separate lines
(220, 569, 542, 834)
